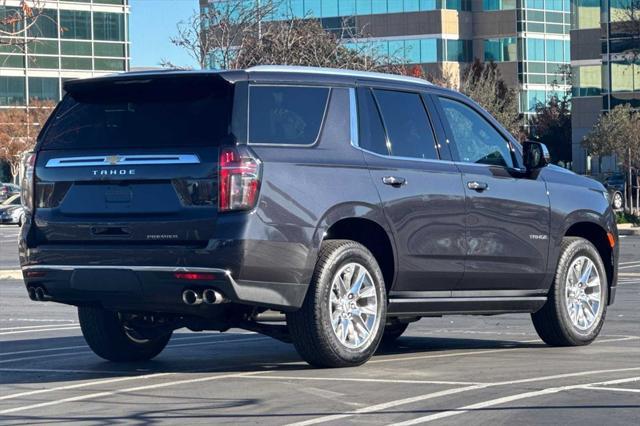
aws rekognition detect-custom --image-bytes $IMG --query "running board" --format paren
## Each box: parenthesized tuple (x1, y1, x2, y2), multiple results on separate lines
(387, 297, 547, 316)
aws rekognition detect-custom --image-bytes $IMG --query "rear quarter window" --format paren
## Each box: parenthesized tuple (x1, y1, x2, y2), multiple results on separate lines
(248, 86, 330, 145)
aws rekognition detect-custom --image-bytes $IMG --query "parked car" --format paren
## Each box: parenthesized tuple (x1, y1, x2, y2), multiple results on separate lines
(602, 174, 625, 210)
(19, 66, 619, 367)
(0, 183, 20, 202)
(0, 194, 25, 226)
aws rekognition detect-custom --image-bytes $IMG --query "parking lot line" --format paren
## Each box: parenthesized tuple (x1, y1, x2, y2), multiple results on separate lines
(0, 370, 269, 415)
(0, 367, 140, 375)
(585, 386, 640, 394)
(0, 372, 175, 401)
(0, 324, 79, 331)
(389, 376, 640, 425)
(0, 336, 270, 365)
(239, 375, 482, 386)
(0, 326, 79, 336)
(289, 367, 640, 425)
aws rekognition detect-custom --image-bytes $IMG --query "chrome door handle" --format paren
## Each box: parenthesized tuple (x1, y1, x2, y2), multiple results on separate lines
(467, 181, 489, 191)
(382, 176, 407, 187)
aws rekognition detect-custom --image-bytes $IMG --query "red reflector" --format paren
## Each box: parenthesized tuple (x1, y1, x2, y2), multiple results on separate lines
(26, 271, 46, 278)
(174, 272, 216, 281)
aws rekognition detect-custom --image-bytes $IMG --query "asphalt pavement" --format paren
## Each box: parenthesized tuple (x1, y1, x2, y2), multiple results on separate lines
(1, 224, 639, 425)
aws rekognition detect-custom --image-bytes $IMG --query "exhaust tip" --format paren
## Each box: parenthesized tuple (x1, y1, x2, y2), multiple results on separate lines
(27, 286, 37, 301)
(182, 289, 202, 306)
(202, 289, 217, 305)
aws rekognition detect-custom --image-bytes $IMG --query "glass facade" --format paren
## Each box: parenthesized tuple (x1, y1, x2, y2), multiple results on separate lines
(345, 37, 472, 63)
(0, 1, 130, 108)
(209, 0, 472, 19)
(484, 37, 517, 62)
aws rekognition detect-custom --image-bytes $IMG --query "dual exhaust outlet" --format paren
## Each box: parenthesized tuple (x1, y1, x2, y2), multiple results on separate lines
(182, 288, 227, 306)
(27, 285, 51, 302)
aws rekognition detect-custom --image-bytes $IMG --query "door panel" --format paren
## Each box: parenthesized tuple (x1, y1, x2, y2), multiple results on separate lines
(356, 87, 466, 293)
(436, 96, 550, 293)
(458, 163, 550, 291)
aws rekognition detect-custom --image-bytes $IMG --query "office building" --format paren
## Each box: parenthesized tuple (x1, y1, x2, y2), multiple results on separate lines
(571, 0, 639, 174)
(0, 0, 130, 109)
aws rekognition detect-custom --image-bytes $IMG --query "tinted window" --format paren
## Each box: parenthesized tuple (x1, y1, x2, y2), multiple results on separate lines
(41, 77, 233, 150)
(373, 90, 438, 160)
(249, 86, 329, 145)
(358, 89, 388, 155)
(440, 98, 514, 168)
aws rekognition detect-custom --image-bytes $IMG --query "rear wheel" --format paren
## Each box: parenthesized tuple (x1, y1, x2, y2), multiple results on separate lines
(79, 306, 172, 362)
(532, 237, 608, 346)
(287, 240, 387, 368)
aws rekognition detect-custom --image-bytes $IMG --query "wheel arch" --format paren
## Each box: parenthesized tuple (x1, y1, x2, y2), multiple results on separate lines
(564, 220, 615, 304)
(321, 215, 397, 293)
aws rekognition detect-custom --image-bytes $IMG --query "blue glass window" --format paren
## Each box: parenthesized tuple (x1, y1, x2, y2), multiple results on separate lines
(304, 0, 322, 16)
(526, 38, 545, 61)
(322, 0, 339, 17)
(339, 0, 357, 15)
(356, 0, 372, 14)
(405, 39, 421, 63)
(420, 39, 438, 62)
(405, 0, 421, 11)
(420, 0, 437, 9)
(371, 0, 387, 13)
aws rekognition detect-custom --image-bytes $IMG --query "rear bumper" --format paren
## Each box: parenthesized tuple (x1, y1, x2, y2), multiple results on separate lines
(21, 264, 307, 312)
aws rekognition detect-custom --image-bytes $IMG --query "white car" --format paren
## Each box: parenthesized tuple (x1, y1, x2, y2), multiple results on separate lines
(0, 194, 25, 226)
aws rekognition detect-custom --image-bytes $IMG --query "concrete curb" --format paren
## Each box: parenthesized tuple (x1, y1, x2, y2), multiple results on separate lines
(0, 270, 22, 280)
(618, 224, 640, 236)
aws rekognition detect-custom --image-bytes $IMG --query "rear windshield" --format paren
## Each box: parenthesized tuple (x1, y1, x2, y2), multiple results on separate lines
(39, 76, 234, 150)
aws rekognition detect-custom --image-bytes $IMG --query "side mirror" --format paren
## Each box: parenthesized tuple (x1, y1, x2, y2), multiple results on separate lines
(523, 141, 550, 171)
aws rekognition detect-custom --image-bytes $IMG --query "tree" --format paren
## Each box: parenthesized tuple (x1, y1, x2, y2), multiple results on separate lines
(1, 1, 58, 50)
(529, 95, 572, 165)
(582, 104, 640, 212)
(234, 17, 403, 72)
(0, 101, 54, 182)
(164, 1, 277, 69)
(167, 1, 404, 72)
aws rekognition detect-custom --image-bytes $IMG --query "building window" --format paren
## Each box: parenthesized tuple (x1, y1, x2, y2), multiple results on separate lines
(60, 10, 91, 40)
(0, 77, 25, 106)
(27, 8, 59, 38)
(572, 0, 600, 30)
(610, 62, 640, 92)
(484, 37, 517, 62)
(94, 12, 125, 41)
(483, 0, 516, 10)
(28, 77, 59, 102)
(572, 65, 602, 96)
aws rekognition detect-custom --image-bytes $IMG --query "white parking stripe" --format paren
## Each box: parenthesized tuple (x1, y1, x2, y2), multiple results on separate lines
(287, 385, 486, 426)
(0, 324, 78, 331)
(0, 371, 269, 415)
(240, 375, 482, 386)
(585, 385, 640, 394)
(619, 260, 640, 265)
(0, 372, 174, 401)
(0, 367, 138, 375)
(0, 336, 269, 364)
(390, 376, 640, 425)
(0, 332, 256, 356)
(0, 326, 79, 336)
(289, 367, 640, 425)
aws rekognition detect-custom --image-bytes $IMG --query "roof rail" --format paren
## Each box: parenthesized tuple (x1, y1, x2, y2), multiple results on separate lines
(247, 65, 432, 86)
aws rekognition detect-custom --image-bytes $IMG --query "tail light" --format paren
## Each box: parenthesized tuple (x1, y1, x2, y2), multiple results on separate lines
(20, 152, 36, 212)
(219, 146, 261, 212)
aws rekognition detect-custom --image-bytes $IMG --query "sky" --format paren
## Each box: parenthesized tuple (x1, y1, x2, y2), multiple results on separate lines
(129, 0, 200, 69)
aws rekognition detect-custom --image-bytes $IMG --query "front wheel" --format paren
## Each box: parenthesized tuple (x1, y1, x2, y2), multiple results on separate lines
(612, 192, 623, 210)
(287, 240, 387, 368)
(79, 306, 172, 362)
(531, 237, 608, 346)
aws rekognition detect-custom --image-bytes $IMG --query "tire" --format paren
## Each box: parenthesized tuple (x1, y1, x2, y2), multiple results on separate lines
(78, 306, 172, 362)
(287, 240, 387, 368)
(532, 237, 608, 346)
(381, 322, 409, 345)
(612, 192, 623, 210)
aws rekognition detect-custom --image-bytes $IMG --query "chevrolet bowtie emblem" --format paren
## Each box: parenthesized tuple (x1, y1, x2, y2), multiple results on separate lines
(105, 155, 122, 165)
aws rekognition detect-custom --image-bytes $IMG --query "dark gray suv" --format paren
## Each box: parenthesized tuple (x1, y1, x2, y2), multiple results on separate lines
(19, 66, 619, 367)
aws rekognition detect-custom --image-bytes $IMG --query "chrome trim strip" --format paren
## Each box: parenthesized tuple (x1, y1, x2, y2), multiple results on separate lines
(22, 264, 232, 277)
(45, 154, 200, 168)
(349, 88, 359, 148)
